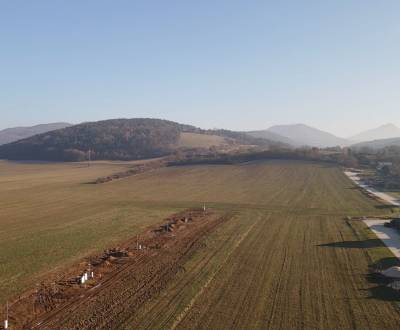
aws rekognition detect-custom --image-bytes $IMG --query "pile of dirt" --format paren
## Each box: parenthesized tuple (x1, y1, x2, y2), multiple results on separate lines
(156, 215, 193, 233)
(93, 159, 167, 184)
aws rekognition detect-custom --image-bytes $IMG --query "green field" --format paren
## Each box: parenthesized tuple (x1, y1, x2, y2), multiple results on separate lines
(177, 132, 228, 148)
(1, 160, 399, 328)
(0, 160, 179, 302)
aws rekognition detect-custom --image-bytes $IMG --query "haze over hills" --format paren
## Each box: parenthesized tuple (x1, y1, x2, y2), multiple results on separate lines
(2, 119, 400, 161)
(349, 124, 400, 143)
(245, 130, 296, 146)
(0, 118, 284, 162)
(250, 124, 350, 148)
(0, 123, 72, 145)
(352, 137, 400, 150)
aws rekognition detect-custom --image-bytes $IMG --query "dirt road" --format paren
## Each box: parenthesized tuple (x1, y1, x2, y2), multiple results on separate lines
(345, 170, 400, 206)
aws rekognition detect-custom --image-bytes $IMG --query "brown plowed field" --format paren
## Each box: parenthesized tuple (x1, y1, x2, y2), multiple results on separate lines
(7, 209, 227, 329)
(1, 160, 400, 329)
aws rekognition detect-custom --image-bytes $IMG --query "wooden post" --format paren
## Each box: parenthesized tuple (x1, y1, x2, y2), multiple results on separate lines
(88, 149, 92, 167)
(4, 301, 8, 329)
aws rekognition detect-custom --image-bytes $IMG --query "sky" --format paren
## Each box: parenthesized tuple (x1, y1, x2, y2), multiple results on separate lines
(1, 1, 400, 137)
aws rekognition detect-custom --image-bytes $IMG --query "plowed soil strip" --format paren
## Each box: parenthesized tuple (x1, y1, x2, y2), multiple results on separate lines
(6, 209, 228, 330)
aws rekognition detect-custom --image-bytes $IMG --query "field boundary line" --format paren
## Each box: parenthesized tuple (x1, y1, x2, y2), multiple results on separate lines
(169, 218, 259, 330)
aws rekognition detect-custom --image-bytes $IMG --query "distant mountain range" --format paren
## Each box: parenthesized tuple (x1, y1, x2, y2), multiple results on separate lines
(1, 120, 400, 161)
(349, 124, 400, 143)
(245, 130, 296, 146)
(0, 119, 284, 161)
(247, 123, 400, 148)
(0, 123, 72, 145)
(247, 124, 349, 148)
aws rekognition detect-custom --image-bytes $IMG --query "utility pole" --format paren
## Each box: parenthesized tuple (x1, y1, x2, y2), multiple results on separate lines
(88, 149, 92, 167)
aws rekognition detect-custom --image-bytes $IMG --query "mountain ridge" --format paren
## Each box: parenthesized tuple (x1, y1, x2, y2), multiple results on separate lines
(0, 122, 72, 145)
(0, 118, 284, 161)
(349, 123, 400, 143)
(245, 130, 296, 146)
(258, 123, 350, 147)
(352, 136, 400, 150)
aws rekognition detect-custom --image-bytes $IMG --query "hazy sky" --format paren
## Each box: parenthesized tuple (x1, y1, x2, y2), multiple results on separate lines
(1, 1, 400, 137)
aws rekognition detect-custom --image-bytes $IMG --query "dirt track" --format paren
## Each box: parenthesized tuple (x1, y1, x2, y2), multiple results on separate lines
(4, 209, 227, 330)
(345, 170, 400, 206)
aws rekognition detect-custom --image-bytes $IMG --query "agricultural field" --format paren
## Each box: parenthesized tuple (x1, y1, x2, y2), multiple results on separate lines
(177, 132, 228, 148)
(1, 160, 400, 329)
(0, 159, 178, 302)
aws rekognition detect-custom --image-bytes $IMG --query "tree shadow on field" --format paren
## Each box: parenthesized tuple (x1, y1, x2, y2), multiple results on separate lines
(316, 163, 334, 169)
(346, 186, 361, 190)
(371, 257, 400, 272)
(375, 204, 397, 211)
(364, 285, 400, 301)
(364, 274, 400, 302)
(364, 257, 400, 301)
(320, 238, 400, 301)
(317, 239, 383, 249)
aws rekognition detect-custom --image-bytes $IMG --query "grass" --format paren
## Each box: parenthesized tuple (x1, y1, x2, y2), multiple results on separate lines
(0, 160, 178, 301)
(116, 161, 399, 329)
(177, 132, 227, 148)
(387, 191, 400, 201)
(1, 159, 400, 328)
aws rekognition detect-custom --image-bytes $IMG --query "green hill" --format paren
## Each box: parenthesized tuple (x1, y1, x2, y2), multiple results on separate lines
(0, 118, 282, 161)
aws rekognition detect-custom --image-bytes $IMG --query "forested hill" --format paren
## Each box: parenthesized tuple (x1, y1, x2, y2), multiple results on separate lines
(0, 118, 282, 161)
